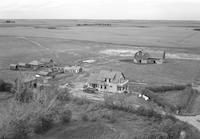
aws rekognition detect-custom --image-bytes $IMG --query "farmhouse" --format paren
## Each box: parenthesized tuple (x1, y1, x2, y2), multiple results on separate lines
(87, 70, 129, 93)
(133, 50, 165, 64)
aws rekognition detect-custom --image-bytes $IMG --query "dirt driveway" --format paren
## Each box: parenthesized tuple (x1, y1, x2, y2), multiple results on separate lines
(176, 115, 200, 131)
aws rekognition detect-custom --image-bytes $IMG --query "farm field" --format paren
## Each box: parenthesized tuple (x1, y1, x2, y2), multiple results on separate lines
(0, 20, 200, 84)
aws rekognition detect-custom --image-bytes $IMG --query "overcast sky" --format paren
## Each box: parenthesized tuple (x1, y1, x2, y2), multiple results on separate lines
(0, 0, 200, 20)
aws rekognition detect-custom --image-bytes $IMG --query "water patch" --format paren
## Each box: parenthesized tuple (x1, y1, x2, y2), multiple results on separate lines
(100, 49, 200, 61)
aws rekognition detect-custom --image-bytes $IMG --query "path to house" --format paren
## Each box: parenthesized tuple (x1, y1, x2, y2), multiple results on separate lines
(70, 82, 104, 101)
(175, 115, 200, 131)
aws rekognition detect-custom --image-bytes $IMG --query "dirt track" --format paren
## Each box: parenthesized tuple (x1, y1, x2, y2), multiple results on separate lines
(176, 115, 200, 131)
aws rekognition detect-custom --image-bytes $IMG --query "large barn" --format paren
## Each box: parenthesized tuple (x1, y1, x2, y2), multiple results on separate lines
(133, 50, 166, 64)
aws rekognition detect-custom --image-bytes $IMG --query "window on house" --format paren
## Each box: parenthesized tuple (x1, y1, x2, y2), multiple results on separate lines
(109, 78, 111, 82)
(104, 86, 107, 89)
(100, 85, 102, 89)
(105, 78, 107, 82)
(92, 84, 97, 88)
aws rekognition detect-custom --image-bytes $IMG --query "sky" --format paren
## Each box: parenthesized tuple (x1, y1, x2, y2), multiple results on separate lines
(0, 0, 200, 20)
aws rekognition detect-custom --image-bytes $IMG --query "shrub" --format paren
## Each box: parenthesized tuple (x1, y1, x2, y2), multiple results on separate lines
(32, 113, 54, 134)
(102, 111, 117, 123)
(56, 89, 71, 102)
(146, 84, 189, 93)
(59, 110, 72, 123)
(1, 119, 29, 139)
(81, 113, 89, 121)
(72, 97, 91, 105)
(0, 79, 14, 93)
(15, 87, 33, 103)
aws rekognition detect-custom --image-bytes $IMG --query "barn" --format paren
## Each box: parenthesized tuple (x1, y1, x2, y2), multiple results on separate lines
(133, 50, 166, 64)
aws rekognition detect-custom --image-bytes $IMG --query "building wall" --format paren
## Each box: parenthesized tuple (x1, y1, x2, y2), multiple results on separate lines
(89, 82, 128, 93)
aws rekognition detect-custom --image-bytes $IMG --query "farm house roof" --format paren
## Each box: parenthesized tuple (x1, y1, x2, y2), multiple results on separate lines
(88, 70, 126, 84)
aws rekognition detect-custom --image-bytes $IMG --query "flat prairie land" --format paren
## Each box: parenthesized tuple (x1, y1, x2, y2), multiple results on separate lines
(0, 20, 200, 84)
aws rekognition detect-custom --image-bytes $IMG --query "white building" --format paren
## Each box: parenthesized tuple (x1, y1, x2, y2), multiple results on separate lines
(87, 70, 129, 93)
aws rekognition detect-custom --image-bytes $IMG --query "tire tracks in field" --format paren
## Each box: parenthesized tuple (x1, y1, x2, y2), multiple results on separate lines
(16, 36, 59, 58)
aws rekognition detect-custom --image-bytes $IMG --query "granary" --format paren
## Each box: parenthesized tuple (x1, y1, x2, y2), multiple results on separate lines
(87, 70, 129, 93)
(40, 58, 54, 68)
(10, 64, 17, 70)
(28, 60, 42, 70)
(64, 66, 83, 74)
(133, 50, 166, 64)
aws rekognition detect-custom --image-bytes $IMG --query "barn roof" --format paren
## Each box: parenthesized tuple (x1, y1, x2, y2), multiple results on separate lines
(134, 50, 164, 60)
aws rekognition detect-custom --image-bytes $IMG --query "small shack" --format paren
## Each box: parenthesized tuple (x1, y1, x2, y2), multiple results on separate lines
(64, 66, 83, 74)
(17, 62, 27, 70)
(10, 64, 17, 70)
(134, 50, 166, 64)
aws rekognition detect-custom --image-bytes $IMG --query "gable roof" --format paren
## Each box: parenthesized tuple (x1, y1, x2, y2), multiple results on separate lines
(88, 70, 125, 84)
(134, 50, 164, 60)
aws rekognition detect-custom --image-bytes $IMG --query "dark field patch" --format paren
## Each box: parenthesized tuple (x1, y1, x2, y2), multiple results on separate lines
(119, 59, 134, 63)
(194, 28, 200, 31)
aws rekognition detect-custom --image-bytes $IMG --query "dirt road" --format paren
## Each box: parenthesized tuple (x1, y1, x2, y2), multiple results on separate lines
(176, 115, 200, 131)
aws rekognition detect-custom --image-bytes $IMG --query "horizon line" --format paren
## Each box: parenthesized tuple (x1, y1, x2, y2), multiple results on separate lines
(1, 18, 200, 22)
